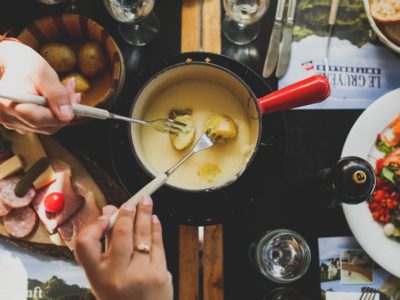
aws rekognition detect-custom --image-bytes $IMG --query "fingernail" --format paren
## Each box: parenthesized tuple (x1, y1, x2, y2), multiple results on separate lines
(142, 195, 152, 206)
(71, 93, 81, 104)
(69, 77, 76, 92)
(152, 215, 159, 224)
(59, 105, 74, 120)
(99, 215, 109, 221)
(121, 201, 136, 212)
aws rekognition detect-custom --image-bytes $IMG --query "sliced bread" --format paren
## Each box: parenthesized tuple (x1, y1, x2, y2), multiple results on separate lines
(370, 0, 400, 23)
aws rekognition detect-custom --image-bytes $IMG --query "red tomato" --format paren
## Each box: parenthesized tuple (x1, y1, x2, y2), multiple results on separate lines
(375, 158, 385, 175)
(374, 189, 385, 201)
(44, 192, 64, 213)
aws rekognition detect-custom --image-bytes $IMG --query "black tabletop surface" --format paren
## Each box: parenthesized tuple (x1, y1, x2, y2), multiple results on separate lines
(1, 1, 365, 299)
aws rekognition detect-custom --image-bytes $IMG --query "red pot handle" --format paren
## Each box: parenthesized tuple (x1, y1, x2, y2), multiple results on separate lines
(257, 75, 331, 115)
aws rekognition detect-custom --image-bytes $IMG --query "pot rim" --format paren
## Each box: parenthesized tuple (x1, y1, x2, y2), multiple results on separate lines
(128, 58, 264, 193)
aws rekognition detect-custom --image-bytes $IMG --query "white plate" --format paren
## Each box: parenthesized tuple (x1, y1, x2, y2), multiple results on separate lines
(342, 88, 400, 277)
(363, 0, 400, 54)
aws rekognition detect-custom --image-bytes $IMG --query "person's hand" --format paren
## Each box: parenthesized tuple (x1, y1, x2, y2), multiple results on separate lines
(0, 41, 79, 134)
(74, 196, 173, 300)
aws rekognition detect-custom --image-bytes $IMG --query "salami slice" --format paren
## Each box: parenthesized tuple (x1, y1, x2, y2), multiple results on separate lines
(0, 175, 36, 208)
(4, 206, 37, 238)
(0, 198, 11, 216)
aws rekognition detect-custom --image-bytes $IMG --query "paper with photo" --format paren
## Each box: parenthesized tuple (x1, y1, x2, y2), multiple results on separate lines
(318, 236, 393, 299)
(340, 249, 374, 285)
(278, 0, 400, 109)
(0, 240, 92, 300)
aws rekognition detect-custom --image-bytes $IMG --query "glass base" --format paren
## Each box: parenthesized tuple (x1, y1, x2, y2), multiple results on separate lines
(65, 0, 94, 17)
(262, 287, 301, 300)
(119, 13, 160, 46)
(222, 15, 260, 45)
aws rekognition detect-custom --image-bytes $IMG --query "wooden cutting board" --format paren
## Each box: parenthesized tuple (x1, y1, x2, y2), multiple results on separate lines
(0, 134, 109, 259)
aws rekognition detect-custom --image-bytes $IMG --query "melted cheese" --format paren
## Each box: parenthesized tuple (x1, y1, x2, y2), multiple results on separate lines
(135, 79, 256, 190)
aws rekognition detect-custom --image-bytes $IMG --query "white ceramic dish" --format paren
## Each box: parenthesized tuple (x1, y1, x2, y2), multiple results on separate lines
(363, 0, 400, 54)
(342, 88, 400, 277)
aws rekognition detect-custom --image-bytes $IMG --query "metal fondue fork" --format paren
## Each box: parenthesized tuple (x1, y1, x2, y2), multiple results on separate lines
(108, 130, 218, 229)
(0, 89, 190, 135)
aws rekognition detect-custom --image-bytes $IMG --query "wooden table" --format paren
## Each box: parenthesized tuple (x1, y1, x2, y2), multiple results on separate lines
(0, 1, 365, 299)
(180, 1, 224, 299)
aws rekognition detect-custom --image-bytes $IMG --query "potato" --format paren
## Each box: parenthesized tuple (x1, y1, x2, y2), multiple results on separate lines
(205, 115, 238, 143)
(78, 41, 108, 77)
(40, 43, 77, 73)
(170, 115, 195, 150)
(197, 163, 221, 183)
(61, 73, 90, 93)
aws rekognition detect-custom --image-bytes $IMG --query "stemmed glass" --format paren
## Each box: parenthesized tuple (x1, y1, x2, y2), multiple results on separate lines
(35, 0, 85, 12)
(250, 229, 311, 283)
(222, 0, 270, 45)
(36, 0, 67, 4)
(103, 0, 160, 46)
(263, 287, 305, 300)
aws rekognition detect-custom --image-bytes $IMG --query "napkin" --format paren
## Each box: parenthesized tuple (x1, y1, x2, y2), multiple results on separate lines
(326, 291, 380, 300)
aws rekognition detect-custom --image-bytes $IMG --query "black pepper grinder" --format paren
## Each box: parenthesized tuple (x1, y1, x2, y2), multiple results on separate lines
(314, 156, 376, 207)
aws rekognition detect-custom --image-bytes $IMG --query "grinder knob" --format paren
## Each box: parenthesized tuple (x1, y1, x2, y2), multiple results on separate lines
(317, 156, 376, 205)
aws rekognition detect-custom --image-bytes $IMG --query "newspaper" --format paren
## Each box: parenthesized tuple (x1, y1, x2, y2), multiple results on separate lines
(278, 0, 400, 109)
(318, 236, 400, 300)
(0, 240, 93, 300)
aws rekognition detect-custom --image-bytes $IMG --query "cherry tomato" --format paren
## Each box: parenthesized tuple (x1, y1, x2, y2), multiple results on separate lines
(44, 192, 64, 213)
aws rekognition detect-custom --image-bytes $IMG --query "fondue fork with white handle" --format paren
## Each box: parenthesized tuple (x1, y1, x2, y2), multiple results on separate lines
(0, 89, 191, 135)
(108, 130, 219, 229)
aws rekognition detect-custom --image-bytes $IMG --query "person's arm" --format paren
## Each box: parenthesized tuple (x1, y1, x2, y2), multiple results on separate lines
(74, 196, 173, 300)
(0, 40, 79, 134)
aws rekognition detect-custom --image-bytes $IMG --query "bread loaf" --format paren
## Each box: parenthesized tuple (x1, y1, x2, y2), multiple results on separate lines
(370, 0, 400, 23)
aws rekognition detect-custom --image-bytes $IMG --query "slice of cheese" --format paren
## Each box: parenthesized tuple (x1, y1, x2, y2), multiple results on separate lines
(11, 132, 47, 171)
(10, 132, 55, 189)
(33, 166, 55, 189)
(49, 232, 66, 246)
(0, 155, 24, 180)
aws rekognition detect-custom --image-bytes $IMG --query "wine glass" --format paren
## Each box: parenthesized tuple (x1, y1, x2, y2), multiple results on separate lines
(263, 287, 306, 300)
(222, 0, 270, 45)
(36, 0, 67, 4)
(250, 229, 311, 283)
(103, 0, 160, 46)
(35, 0, 90, 14)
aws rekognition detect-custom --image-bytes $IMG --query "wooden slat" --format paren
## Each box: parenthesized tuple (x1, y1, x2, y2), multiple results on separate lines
(179, 225, 200, 300)
(202, 0, 222, 53)
(202, 1, 223, 299)
(180, 1, 202, 300)
(180, 1, 224, 299)
(181, 0, 202, 52)
(180, 1, 202, 299)
(203, 225, 224, 300)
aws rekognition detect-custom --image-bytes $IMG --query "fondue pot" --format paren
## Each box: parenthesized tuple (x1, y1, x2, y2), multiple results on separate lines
(109, 52, 330, 224)
(129, 53, 329, 192)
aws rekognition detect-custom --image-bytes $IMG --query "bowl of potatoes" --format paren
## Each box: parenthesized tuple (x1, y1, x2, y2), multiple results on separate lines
(18, 14, 125, 118)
